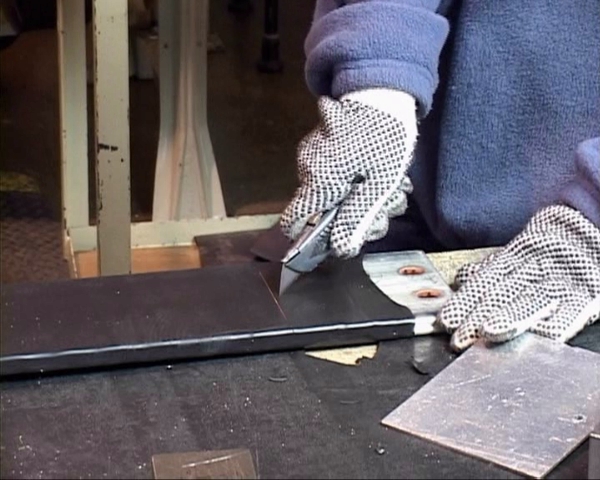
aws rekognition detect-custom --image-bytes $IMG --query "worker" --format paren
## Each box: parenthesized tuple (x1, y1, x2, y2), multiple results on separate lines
(280, 1, 600, 351)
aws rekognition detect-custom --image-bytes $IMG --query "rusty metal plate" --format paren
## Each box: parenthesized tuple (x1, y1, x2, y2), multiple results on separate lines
(382, 334, 600, 479)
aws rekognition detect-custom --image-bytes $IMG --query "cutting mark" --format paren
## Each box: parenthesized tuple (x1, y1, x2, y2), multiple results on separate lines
(448, 374, 492, 388)
(259, 271, 288, 321)
(254, 441, 260, 477)
(182, 454, 233, 467)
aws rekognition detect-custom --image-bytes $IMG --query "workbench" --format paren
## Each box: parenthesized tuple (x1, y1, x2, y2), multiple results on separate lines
(2, 325, 598, 479)
(2, 246, 598, 479)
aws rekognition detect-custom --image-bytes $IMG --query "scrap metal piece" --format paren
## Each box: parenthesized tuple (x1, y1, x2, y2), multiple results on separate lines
(152, 449, 257, 479)
(250, 224, 290, 262)
(381, 333, 600, 479)
(303, 251, 455, 367)
(361, 250, 453, 337)
(362, 250, 454, 316)
(427, 247, 499, 286)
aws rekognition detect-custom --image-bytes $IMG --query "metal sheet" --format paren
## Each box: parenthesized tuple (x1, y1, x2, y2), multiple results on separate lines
(362, 250, 454, 315)
(249, 224, 290, 262)
(590, 424, 600, 480)
(152, 450, 257, 479)
(1, 259, 417, 376)
(382, 333, 600, 479)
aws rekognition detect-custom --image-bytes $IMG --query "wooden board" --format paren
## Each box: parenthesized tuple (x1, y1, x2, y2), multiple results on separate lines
(75, 246, 201, 278)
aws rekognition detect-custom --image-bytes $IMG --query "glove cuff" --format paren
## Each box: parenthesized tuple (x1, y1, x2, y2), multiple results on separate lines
(340, 89, 418, 158)
(341, 88, 416, 123)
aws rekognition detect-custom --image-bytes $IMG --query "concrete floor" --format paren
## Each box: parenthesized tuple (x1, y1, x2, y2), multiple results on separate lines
(0, 0, 317, 221)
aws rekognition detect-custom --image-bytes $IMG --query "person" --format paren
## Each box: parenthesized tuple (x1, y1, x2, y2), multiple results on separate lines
(279, 0, 600, 351)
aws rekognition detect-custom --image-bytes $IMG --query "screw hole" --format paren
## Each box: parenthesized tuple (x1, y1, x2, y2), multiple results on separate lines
(399, 266, 425, 275)
(415, 289, 442, 299)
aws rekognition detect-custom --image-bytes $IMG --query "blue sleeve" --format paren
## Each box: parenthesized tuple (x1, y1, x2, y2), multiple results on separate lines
(304, 0, 450, 118)
(560, 137, 600, 229)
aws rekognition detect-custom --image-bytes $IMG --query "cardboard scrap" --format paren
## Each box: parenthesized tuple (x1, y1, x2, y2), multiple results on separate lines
(305, 344, 378, 366)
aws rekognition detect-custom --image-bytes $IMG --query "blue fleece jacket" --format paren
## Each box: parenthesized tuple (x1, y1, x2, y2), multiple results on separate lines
(304, 0, 600, 249)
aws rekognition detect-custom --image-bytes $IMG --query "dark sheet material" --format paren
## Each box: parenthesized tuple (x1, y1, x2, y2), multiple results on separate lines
(194, 229, 271, 266)
(248, 225, 290, 262)
(193, 225, 292, 266)
(2, 326, 598, 480)
(1, 258, 415, 377)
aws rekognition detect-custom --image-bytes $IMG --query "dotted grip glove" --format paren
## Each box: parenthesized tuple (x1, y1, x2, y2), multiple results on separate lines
(437, 205, 600, 351)
(280, 90, 418, 258)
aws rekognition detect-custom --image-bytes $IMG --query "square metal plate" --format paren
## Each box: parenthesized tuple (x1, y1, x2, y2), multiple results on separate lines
(152, 449, 257, 479)
(382, 334, 600, 479)
(590, 424, 600, 480)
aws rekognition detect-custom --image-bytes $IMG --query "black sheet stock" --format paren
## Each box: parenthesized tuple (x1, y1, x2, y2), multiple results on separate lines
(1, 258, 415, 377)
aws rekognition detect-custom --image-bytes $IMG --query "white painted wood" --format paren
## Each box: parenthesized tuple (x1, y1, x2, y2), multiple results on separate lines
(93, 0, 132, 275)
(152, 0, 226, 221)
(57, 1, 89, 231)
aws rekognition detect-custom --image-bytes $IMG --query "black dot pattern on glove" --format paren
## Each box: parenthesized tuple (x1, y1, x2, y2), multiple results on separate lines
(448, 261, 545, 349)
(437, 205, 600, 351)
(454, 250, 500, 287)
(280, 96, 415, 257)
(449, 321, 481, 352)
(384, 177, 413, 218)
(587, 309, 600, 325)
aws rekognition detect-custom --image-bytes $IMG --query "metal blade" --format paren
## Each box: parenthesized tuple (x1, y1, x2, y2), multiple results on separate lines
(279, 265, 301, 296)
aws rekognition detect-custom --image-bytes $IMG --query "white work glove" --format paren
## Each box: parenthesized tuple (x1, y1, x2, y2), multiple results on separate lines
(437, 205, 600, 351)
(280, 89, 418, 258)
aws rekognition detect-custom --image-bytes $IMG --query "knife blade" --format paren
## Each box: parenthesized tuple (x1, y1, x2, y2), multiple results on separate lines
(279, 174, 365, 296)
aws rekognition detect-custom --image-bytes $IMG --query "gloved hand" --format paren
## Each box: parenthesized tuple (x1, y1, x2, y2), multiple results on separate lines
(280, 89, 418, 258)
(437, 205, 600, 351)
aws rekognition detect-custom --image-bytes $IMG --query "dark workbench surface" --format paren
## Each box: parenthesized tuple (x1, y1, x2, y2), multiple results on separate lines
(2, 326, 598, 479)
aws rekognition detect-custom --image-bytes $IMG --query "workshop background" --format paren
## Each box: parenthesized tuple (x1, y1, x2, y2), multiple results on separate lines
(0, 0, 315, 284)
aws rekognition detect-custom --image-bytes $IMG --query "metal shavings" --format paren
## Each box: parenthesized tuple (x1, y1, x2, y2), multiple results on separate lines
(374, 444, 386, 455)
(410, 358, 430, 376)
